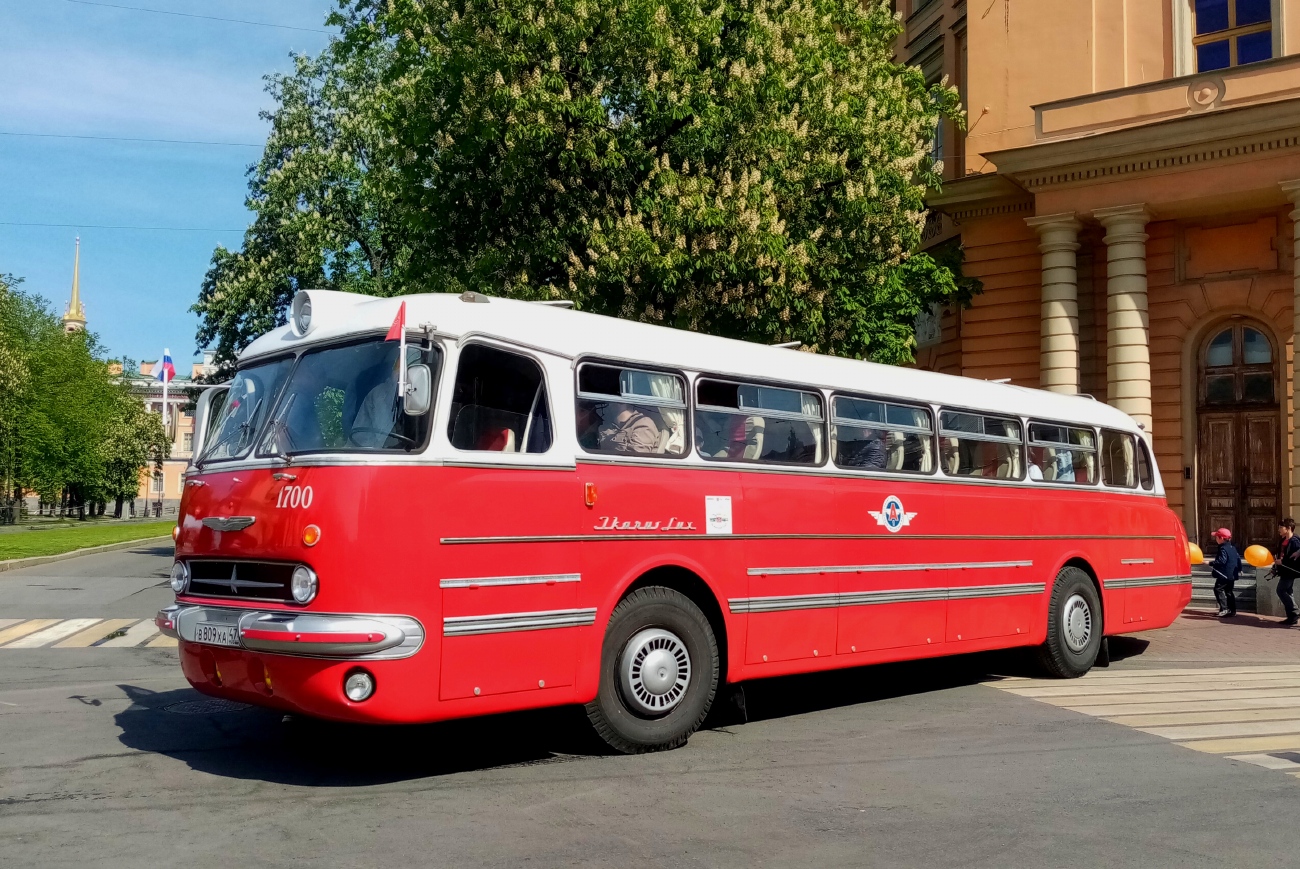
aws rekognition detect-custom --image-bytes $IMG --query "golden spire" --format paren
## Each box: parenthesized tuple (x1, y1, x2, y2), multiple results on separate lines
(63, 237, 86, 333)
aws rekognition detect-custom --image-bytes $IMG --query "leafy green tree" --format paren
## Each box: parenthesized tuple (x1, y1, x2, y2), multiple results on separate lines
(0, 276, 168, 521)
(197, 0, 971, 364)
(194, 42, 411, 366)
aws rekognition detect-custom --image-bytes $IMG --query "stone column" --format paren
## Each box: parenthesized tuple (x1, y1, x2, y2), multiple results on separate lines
(1026, 213, 1083, 394)
(1094, 205, 1153, 433)
(1282, 180, 1300, 518)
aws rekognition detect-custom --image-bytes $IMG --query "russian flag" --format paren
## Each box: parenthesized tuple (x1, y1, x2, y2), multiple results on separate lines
(156, 349, 176, 383)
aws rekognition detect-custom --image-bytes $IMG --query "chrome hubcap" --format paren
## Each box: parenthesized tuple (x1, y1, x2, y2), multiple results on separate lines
(619, 628, 691, 716)
(1062, 593, 1093, 653)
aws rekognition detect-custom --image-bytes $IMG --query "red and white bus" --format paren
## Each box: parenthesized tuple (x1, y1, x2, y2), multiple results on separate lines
(160, 290, 1191, 752)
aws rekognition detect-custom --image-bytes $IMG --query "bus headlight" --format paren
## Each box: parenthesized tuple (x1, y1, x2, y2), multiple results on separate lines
(290, 291, 313, 336)
(290, 566, 318, 604)
(169, 561, 189, 593)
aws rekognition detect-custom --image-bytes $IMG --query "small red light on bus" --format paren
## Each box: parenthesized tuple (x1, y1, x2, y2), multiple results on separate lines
(585, 482, 598, 507)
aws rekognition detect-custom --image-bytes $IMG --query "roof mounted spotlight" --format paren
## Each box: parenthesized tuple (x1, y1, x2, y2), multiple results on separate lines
(772, 341, 800, 349)
(290, 291, 314, 336)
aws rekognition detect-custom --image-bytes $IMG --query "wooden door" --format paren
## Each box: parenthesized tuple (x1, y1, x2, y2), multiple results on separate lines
(1197, 323, 1281, 553)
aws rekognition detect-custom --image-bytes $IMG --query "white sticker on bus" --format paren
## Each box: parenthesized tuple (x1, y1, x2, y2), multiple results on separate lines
(705, 496, 732, 535)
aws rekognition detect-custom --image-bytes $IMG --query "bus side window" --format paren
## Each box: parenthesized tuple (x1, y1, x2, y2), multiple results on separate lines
(1027, 422, 1097, 484)
(1137, 437, 1155, 491)
(939, 411, 1024, 480)
(695, 379, 824, 465)
(1100, 429, 1137, 488)
(576, 363, 688, 457)
(447, 344, 553, 454)
(831, 396, 933, 473)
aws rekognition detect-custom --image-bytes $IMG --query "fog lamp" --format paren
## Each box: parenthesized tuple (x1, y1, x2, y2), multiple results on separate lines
(290, 566, 318, 604)
(344, 669, 375, 702)
(169, 561, 189, 593)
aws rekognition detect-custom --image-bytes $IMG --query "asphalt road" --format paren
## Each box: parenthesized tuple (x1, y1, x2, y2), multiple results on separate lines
(2, 547, 1298, 869)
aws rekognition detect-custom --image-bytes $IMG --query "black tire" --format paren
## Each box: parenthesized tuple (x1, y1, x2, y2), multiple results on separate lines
(585, 586, 719, 754)
(1037, 566, 1103, 679)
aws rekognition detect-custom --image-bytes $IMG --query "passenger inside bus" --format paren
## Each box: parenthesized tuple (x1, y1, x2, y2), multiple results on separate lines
(351, 356, 402, 448)
(576, 364, 686, 457)
(834, 427, 887, 469)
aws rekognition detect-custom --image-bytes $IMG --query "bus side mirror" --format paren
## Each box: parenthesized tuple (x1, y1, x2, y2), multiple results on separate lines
(191, 384, 230, 460)
(404, 364, 432, 416)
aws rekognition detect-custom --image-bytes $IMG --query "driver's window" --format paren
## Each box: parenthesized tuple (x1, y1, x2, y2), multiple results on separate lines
(448, 345, 553, 453)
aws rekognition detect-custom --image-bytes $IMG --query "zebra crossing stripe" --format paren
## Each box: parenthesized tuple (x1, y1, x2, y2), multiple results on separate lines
(55, 618, 137, 648)
(990, 665, 1300, 779)
(6, 619, 102, 648)
(0, 618, 166, 648)
(95, 619, 159, 648)
(0, 619, 60, 646)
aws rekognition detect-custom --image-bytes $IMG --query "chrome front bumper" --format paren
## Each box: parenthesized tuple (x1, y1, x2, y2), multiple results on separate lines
(156, 604, 424, 660)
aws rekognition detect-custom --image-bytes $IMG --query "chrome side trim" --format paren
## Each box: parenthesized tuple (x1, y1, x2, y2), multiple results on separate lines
(748, 560, 1033, 577)
(440, 572, 581, 589)
(442, 533, 1177, 545)
(947, 582, 1046, 600)
(1103, 575, 1192, 589)
(728, 582, 1046, 614)
(1120, 557, 1155, 565)
(443, 607, 598, 637)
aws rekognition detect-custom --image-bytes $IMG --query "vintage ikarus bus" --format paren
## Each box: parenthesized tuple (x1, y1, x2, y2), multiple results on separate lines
(159, 290, 1191, 753)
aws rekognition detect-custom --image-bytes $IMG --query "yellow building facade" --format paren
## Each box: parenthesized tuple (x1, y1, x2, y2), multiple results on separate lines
(901, 0, 1300, 553)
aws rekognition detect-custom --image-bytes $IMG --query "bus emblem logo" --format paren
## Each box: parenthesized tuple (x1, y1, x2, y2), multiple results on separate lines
(870, 496, 916, 533)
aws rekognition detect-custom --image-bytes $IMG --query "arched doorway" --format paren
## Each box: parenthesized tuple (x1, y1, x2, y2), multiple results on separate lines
(1197, 321, 1281, 551)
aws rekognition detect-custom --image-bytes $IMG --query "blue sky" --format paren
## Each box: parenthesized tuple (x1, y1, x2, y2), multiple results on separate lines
(0, 1, 335, 366)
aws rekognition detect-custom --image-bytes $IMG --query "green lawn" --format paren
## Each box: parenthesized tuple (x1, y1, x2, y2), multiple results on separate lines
(0, 521, 174, 561)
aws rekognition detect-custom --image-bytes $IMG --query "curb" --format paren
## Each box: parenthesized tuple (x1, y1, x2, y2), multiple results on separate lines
(0, 535, 173, 574)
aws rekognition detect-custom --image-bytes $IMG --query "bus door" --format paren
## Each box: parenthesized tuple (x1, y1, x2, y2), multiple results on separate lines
(742, 470, 838, 665)
(435, 343, 584, 701)
(835, 479, 948, 655)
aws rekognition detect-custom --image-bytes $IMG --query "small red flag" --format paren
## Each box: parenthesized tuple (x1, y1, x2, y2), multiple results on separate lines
(385, 301, 406, 341)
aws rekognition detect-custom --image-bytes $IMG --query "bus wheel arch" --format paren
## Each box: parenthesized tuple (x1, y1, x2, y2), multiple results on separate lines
(623, 565, 730, 685)
(1061, 556, 1103, 620)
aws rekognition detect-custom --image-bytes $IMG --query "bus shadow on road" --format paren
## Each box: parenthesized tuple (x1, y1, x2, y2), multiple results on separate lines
(112, 645, 1142, 785)
(112, 683, 615, 786)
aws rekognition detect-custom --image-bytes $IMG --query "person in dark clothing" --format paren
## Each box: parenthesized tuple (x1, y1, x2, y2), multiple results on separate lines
(839, 428, 887, 469)
(1208, 527, 1241, 617)
(1275, 518, 1300, 626)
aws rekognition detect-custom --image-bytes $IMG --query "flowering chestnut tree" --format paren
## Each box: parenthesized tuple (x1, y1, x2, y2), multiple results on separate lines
(197, 0, 971, 364)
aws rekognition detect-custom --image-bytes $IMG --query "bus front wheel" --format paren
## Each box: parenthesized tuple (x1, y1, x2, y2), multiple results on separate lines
(1038, 566, 1102, 679)
(585, 586, 719, 754)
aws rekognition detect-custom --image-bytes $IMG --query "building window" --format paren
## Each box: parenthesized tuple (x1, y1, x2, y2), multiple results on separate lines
(152, 473, 164, 495)
(1194, 0, 1273, 71)
(183, 432, 193, 452)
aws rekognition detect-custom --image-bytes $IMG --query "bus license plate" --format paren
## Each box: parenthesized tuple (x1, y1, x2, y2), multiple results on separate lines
(193, 622, 240, 648)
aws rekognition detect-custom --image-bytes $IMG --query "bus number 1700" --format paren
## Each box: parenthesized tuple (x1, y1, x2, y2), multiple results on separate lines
(275, 486, 313, 509)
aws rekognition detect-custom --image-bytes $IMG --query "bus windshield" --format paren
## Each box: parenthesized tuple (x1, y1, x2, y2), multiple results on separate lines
(256, 338, 436, 457)
(198, 356, 294, 464)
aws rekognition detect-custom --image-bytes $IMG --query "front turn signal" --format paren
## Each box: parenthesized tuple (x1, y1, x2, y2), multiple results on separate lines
(302, 524, 321, 547)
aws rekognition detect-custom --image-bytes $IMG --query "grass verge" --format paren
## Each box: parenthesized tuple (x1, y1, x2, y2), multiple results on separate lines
(0, 521, 174, 561)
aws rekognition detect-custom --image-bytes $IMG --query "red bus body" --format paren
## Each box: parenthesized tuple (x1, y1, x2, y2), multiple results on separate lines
(164, 291, 1191, 734)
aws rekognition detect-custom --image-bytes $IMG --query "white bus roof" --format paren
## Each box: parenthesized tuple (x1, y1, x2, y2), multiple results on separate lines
(241, 290, 1143, 434)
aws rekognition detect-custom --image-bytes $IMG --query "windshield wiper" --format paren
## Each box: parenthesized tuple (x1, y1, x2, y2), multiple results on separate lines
(259, 394, 300, 460)
(197, 397, 262, 469)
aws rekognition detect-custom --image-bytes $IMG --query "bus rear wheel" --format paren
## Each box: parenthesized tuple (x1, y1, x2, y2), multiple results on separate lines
(585, 586, 719, 754)
(1037, 566, 1102, 678)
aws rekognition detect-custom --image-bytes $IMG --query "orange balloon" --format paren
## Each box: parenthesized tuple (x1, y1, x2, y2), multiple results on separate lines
(1244, 544, 1274, 569)
(1187, 542, 1204, 565)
